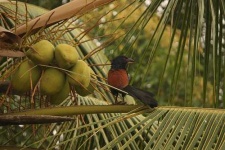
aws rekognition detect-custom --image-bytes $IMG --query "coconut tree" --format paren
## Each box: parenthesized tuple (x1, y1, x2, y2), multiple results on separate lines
(0, 0, 224, 149)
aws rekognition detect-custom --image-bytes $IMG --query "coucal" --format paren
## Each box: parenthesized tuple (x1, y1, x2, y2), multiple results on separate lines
(107, 55, 158, 108)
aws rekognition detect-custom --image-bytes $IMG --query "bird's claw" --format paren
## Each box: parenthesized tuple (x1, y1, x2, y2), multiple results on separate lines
(113, 101, 127, 105)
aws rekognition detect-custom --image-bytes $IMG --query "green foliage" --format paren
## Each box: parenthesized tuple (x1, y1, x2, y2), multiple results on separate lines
(1, 97, 224, 149)
(0, 0, 225, 150)
(82, 0, 224, 108)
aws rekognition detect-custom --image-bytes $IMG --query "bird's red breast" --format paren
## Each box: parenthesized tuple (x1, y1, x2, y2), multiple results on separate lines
(108, 69, 129, 89)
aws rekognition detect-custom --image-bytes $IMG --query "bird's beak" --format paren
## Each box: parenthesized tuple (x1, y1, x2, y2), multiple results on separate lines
(126, 58, 134, 63)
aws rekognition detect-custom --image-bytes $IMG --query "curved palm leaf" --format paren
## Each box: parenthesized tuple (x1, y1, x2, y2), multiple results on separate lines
(1, 96, 224, 149)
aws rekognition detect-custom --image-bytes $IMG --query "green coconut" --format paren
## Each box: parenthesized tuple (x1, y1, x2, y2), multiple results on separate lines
(49, 81, 70, 105)
(67, 60, 90, 87)
(11, 60, 41, 93)
(26, 40, 55, 65)
(74, 67, 96, 96)
(55, 44, 79, 69)
(74, 83, 93, 96)
(88, 68, 96, 92)
(40, 68, 66, 95)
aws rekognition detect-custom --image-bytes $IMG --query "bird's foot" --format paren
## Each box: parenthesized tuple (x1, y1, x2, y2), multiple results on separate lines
(113, 101, 127, 105)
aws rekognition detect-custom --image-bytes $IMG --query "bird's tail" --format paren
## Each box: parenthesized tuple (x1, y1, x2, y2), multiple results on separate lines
(123, 85, 158, 108)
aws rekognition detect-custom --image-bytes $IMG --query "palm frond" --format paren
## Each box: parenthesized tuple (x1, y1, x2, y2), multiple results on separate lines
(1, 96, 224, 149)
(83, 0, 225, 107)
(0, 1, 225, 149)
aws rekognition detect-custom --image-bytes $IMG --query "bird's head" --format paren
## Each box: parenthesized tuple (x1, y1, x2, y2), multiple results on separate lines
(111, 56, 134, 69)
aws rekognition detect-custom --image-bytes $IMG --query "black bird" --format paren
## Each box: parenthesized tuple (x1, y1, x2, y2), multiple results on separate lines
(107, 56, 158, 108)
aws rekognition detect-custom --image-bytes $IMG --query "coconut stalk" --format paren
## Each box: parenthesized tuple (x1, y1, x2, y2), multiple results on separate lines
(5, 105, 154, 116)
(0, 115, 74, 125)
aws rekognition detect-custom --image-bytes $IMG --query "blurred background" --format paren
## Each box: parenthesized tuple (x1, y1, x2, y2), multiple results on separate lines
(18, 0, 224, 108)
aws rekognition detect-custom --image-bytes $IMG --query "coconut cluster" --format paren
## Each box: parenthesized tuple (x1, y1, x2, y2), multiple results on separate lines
(11, 40, 95, 104)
